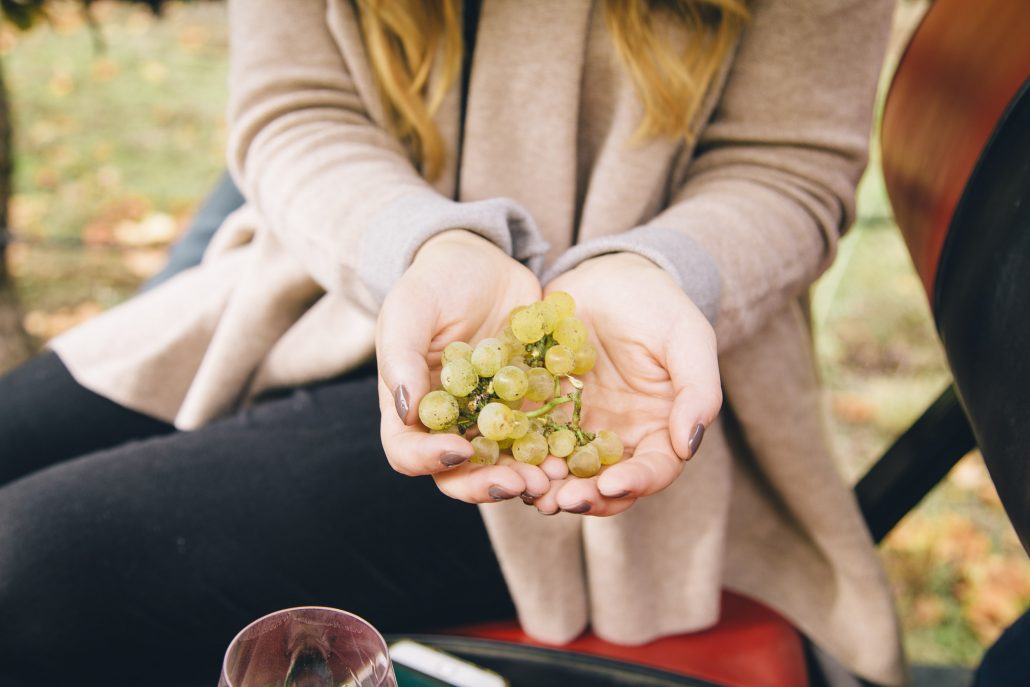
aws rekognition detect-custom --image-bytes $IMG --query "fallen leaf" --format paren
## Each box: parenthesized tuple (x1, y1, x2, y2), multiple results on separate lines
(140, 61, 168, 84)
(960, 556, 1030, 644)
(122, 248, 167, 279)
(113, 213, 179, 247)
(23, 302, 104, 341)
(178, 25, 209, 51)
(48, 70, 75, 98)
(833, 393, 877, 425)
(91, 57, 120, 82)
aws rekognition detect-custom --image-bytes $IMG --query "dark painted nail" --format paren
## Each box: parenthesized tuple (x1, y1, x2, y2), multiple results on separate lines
(687, 423, 705, 459)
(441, 452, 469, 467)
(393, 385, 410, 422)
(520, 494, 536, 506)
(606, 490, 631, 499)
(488, 486, 516, 501)
(562, 501, 591, 514)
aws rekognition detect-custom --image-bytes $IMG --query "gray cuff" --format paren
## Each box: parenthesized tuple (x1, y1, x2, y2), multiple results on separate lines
(541, 226, 721, 323)
(359, 191, 550, 304)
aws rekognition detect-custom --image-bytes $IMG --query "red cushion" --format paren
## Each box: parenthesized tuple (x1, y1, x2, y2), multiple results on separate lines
(447, 590, 807, 687)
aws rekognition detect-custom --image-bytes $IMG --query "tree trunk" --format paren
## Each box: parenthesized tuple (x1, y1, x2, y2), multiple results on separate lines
(0, 56, 35, 373)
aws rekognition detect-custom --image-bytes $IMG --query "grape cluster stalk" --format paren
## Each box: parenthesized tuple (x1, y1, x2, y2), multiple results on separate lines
(417, 292, 623, 478)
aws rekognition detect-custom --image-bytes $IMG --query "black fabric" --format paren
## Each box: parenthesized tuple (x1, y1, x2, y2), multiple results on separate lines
(0, 353, 514, 687)
(934, 76, 1030, 552)
(973, 608, 1030, 687)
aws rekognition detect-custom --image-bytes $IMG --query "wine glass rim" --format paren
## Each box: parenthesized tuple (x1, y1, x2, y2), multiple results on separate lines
(221, 606, 390, 686)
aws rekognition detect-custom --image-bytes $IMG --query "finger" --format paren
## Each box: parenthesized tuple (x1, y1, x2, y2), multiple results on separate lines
(375, 284, 438, 425)
(550, 475, 638, 517)
(595, 431, 684, 499)
(433, 463, 527, 504)
(498, 456, 551, 501)
(540, 455, 569, 481)
(664, 320, 722, 460)
(378, 377, 473, 476)
(532, 477, 568, 515)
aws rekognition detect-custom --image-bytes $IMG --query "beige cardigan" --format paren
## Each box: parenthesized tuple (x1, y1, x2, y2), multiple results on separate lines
(53, 0, 905, 683)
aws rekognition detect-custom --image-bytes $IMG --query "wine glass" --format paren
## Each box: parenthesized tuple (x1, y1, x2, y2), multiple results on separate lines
(218, 607, 397, 687)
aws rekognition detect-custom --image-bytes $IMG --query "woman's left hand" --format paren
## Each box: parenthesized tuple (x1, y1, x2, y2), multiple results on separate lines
(531, 253, 723, 517)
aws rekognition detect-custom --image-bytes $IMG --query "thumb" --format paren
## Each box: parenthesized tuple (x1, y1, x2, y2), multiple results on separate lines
(376, 286, 437, 426)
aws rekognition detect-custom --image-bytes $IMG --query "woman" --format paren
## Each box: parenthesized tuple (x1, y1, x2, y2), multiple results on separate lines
(0, 0, 904, 685)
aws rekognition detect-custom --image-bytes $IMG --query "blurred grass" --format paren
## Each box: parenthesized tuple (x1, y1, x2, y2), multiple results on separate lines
(3, 0, 1028, 671)
(3, 0, 227, 314)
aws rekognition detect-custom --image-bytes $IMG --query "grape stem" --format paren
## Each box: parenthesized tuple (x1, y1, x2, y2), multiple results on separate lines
(570, 389, 595, 445)
(525, 395, 574, 419)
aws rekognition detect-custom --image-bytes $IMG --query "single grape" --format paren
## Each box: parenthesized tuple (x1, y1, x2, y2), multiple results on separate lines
(544, 291, 576, 319)
(477, 402, 515, 441)
(508, 305, 528, 322)
(501, 397, 525, 410)
(430, 425, 460, 435)
(554, 317, 587, 350)
(568, 444, 601, 477)
(545, 344, 575, 376)
(536, 300, 560, 334)
(492, 365, 529, 401)
(509, 410, 531, 439)
(592, 430, 624, 465)
(510, 307, 546, 344)
(442, 341, 473, 365)
(509, 356, 531, 372)
(549, 407, 570, 426)
(472, 338, 507, 377)
(571, 342, 597, 375)
(498, 437, 515, 450)
(512, 432, 548, 465)
(441, 358, 478, 397)
(470, 437, 500, 465)
(500, 327, 524, 360)
(547, 428, 577, 458)
(525, 367, 555, 402)
(418, 390, 460, 431)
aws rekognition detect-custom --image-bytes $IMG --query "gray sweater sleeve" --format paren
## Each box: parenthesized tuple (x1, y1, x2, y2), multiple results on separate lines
(358, 190, 550, 304)
(541, 226, 722, 324)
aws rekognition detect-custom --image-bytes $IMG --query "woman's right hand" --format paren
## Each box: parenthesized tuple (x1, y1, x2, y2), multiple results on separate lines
(375, 229, 552, 504)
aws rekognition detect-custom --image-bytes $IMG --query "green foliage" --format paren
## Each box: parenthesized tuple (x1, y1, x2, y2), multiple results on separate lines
(1, 1, 47, 30)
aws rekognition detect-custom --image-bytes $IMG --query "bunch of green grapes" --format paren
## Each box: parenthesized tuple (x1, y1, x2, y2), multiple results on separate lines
(417, 292, 624, 478)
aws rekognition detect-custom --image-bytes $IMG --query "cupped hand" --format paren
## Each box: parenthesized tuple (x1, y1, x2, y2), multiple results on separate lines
(376, 230, 550, 504)
(532, 253, 723, 517)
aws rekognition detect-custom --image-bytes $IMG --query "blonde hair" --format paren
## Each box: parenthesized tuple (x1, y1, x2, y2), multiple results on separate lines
(356, 0, 749, 180)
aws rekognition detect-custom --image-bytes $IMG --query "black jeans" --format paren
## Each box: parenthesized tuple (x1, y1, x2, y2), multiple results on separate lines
(0, 353, 513, 687)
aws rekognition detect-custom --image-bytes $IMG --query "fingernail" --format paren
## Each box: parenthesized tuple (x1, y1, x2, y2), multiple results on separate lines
(687, 423, 705, 459)
(540, 508, 559, 516)
(520, 494, 536, 506)
(606, 490, 631, 499)
(441, 452, 469, 467)
(393, 385, 409, 422)
(488, 486, 516, 501)
(562, 501, 591, 514)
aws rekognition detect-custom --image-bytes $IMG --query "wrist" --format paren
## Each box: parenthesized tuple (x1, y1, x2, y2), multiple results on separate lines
(568, 251, 675, 285)
(413, 228, 503, 264)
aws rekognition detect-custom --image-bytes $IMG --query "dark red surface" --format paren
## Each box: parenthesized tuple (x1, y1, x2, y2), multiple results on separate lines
(881, 0, 1030, 302)
(447, 590, 807, 687)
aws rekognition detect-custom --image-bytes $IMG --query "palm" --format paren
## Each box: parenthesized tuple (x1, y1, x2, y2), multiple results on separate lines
(575, 311, 676, 455)
(534, 253, 721, 516)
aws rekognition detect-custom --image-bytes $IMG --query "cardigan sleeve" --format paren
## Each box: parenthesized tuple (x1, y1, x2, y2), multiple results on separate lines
(544, 0, 894, 352)
(225, 0, 547, 304)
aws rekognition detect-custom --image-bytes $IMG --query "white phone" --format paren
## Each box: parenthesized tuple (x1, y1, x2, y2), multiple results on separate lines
(389, 640, 508, 687)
